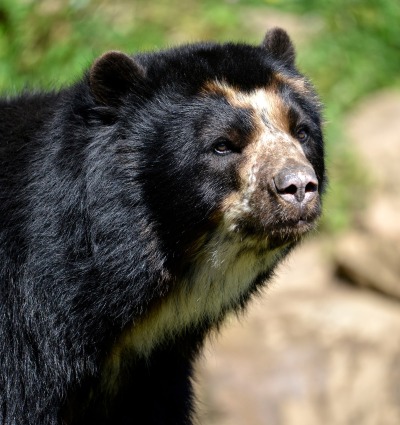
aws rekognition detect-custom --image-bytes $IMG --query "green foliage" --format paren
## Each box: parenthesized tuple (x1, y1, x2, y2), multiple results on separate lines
(0, 0, 109, 90)
(284, 0, 400, 111)
(0, 0, 244, 91)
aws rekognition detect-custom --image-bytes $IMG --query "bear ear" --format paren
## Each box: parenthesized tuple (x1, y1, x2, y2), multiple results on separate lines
(261, 27, 296, 67)
(89, 51, 147, 106)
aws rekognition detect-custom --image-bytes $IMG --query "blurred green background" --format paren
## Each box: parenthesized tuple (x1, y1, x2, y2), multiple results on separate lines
(1, 0, 399, 232)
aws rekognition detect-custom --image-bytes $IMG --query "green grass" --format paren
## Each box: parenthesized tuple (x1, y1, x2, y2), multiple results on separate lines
(0, 0, 247, 91)
(1, 0, 398, 232)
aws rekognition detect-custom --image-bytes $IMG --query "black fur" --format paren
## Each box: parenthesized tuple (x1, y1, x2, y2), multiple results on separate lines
(0, 30, 325, 425)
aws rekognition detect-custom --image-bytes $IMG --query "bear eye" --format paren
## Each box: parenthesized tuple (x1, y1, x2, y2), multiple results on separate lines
(296, 127, 310, 143)
(213, 138, 234, 155)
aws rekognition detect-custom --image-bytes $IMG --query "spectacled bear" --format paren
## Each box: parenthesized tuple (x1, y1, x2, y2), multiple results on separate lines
(0, 28, 325, 424)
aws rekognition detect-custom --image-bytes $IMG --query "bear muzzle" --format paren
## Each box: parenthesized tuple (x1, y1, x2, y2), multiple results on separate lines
(230, 161, 322, 247)
(273, 165, 318, 206)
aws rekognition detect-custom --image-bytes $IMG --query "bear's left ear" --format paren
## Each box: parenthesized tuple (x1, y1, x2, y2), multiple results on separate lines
(261, 28, 296, 67)
(90, 51, 147, 106)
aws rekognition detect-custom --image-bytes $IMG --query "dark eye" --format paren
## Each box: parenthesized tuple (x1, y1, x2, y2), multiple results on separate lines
(296, 127, 310, 143)
(213, 138, 233, 155)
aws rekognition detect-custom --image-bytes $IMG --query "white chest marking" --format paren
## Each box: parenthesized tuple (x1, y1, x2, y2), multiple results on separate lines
(102, 227, 285, 393)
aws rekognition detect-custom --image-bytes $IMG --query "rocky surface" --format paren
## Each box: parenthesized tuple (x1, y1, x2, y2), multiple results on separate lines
(345, 91, 400, 195)
(194, 91, 400, 425)
(335, 231, 400, 301)
(336, 91, 400, 298)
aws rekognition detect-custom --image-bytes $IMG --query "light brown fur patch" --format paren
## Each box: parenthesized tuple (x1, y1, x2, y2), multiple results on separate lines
(202, 80, 289, 132)
(274, 72, 310, 96)
(203, 79, 311, 169)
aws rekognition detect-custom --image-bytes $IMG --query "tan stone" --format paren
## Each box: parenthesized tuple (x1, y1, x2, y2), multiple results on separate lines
(346, 91, 400, 194)
(335, 231, 400, 300)
(362, 195, 400, 243)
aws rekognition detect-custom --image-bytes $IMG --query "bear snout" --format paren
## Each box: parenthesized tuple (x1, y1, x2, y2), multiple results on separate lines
(273, 165, 318, 206)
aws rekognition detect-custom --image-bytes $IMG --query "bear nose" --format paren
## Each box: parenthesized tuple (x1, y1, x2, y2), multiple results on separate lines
(273, 166, 318, 204)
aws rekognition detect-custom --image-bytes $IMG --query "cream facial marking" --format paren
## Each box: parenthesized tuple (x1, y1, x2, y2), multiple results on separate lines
(203, 80, 290, 132)
(204, 80, 313, 229)
(275, 72, 310, 96)
(202, 80, 311, 172)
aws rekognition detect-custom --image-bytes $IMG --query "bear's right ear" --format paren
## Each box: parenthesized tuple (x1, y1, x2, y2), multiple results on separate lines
(261, 28, 296, 67)
(89, 51, 147, 106)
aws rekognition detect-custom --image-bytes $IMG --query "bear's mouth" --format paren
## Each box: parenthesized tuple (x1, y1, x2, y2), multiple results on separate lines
(233, 211, 320, 249)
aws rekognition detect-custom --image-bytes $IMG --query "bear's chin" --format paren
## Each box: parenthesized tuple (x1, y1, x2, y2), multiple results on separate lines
(267, 221, 318, 249)
(230, 214, 319, 249)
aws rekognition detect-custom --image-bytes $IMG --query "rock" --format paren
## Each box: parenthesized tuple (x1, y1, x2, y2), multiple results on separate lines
(362, 196, 400, 243)
(346, 90, 400, 194)
(334, 91, 400, 297)
(335, 231, 400, 300)
(195, 240, 400, 425)
(333, 193, 400, 299)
